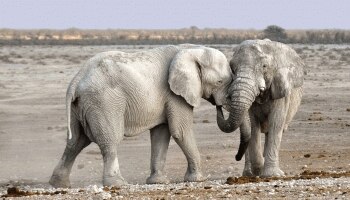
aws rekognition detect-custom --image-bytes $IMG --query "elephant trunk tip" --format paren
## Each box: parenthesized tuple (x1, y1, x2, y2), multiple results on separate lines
(235, 153, 243, 161)
(235, 126, 250, 162)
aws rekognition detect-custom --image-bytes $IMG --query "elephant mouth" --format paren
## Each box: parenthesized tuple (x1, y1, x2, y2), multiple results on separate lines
(221, 104, 230, 111)
(205, 95, 216, 105)
(255, 91, 270, 104)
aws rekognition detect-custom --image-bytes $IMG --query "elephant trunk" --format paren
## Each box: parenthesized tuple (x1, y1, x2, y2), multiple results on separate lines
(235, 113, 251, 161)
(216, 77, 256, 133)
(216, 106, 244, 133)
(216, 76, 257, 160)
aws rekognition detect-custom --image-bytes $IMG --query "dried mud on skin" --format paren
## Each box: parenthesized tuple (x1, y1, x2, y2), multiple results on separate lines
(226, 170, 350, 185)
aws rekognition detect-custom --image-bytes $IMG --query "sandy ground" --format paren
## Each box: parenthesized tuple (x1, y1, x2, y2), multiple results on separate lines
(0, 44, 349, 199)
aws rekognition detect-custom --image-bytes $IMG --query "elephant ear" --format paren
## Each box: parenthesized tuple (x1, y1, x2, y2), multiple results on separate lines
(271, 45, 304, 99)
(229, 59, 238, 75)
(169, 49, 207, 107)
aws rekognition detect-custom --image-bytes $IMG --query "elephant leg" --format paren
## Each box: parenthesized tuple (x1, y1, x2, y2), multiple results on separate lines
(173, 130, 205, 182)
(263, 132, 268, 157)
(242, 149, 254, 177)
(50, 117, 91, 188)
(167, 97, 205, 182)
(261, 129, 285, 177)
(240, 116, 253, 177)
(99, 143, 126, 187)
(260, 120, 269, 158)
(146, 124, 171, 184)
(248, 115, 264, 176)
(261, 99, 288, 177)
(86, 103, 126, 187)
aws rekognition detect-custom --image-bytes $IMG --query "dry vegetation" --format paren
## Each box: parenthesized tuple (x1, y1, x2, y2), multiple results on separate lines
(1, 26, 350, 45)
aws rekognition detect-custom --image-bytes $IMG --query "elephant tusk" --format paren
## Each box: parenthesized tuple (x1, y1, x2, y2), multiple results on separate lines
(259, 86, 266, 92)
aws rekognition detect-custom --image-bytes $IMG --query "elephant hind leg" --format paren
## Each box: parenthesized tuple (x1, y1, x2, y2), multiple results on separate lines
(99, 144, 126, 187)
(50, 117, 91, 188)
(85, 105, 126, 187)
(147, 124, 171, 184)
(242, 150, 254, 177)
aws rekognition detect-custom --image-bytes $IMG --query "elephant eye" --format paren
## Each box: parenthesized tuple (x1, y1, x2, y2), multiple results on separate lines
(216, 80, 223, 86)
(263, 65, 267, 68)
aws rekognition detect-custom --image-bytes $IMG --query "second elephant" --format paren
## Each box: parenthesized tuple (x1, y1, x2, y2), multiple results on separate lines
(217, 39, 304, 177)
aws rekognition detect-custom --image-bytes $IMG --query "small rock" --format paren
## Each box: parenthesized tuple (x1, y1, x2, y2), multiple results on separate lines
(202, 119, 210, 123)
(204, 186, 212, 189)
(98, 191, 112, 199)
(304, 154, 311, 158)
(86, 185, 102, 193)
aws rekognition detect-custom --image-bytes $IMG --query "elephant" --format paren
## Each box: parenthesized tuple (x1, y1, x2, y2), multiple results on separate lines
(216, 39, 304, 177)
(49, 44, 233, 188)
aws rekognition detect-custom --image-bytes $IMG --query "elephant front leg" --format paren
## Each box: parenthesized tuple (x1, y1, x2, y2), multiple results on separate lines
(261, 100, 288, 177)
(167, 98, 205, 182)
(239, 117, 254, 177)
(261, 129, 285, 177)
(247, 115, 264, 176)
(173, 130, 205, 182)
(146, 124, 171, 184)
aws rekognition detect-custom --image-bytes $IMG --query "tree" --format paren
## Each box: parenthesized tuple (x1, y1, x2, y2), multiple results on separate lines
(263, 25, 287, 42)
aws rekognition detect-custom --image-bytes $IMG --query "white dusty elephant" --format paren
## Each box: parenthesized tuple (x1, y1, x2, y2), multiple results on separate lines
(49, 44, 233, 187)
(216, 39, 304, 177)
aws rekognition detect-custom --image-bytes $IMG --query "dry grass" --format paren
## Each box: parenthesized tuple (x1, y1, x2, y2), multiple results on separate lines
(1, 28, 350, 45)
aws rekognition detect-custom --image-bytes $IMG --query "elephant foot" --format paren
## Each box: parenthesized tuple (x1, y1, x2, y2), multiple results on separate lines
(103, 176, 128, 187)
(242, 164, 255, 177)
(184, 171, 206, 182)
(49, 175, 71, 188)
(146, 173, 170, 184)
(261, 166, 285, 177)
(251, 165, 263, 176)
(242, 169, 254, 177)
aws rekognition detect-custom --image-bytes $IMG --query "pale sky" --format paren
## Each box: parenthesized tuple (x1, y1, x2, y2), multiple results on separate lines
(0, 0, 349, 29)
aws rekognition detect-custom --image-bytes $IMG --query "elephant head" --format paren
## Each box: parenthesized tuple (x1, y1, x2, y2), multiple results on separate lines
(168, 47, 232, 108)
(217, 39, 304, 160)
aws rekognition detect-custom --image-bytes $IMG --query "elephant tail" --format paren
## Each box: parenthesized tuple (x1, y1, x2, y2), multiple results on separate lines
(66, 78, 80, 140)
(66, 91, 74, 140)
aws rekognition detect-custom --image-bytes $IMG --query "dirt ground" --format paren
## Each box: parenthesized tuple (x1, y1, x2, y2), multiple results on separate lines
(0, 44, 349, 199)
